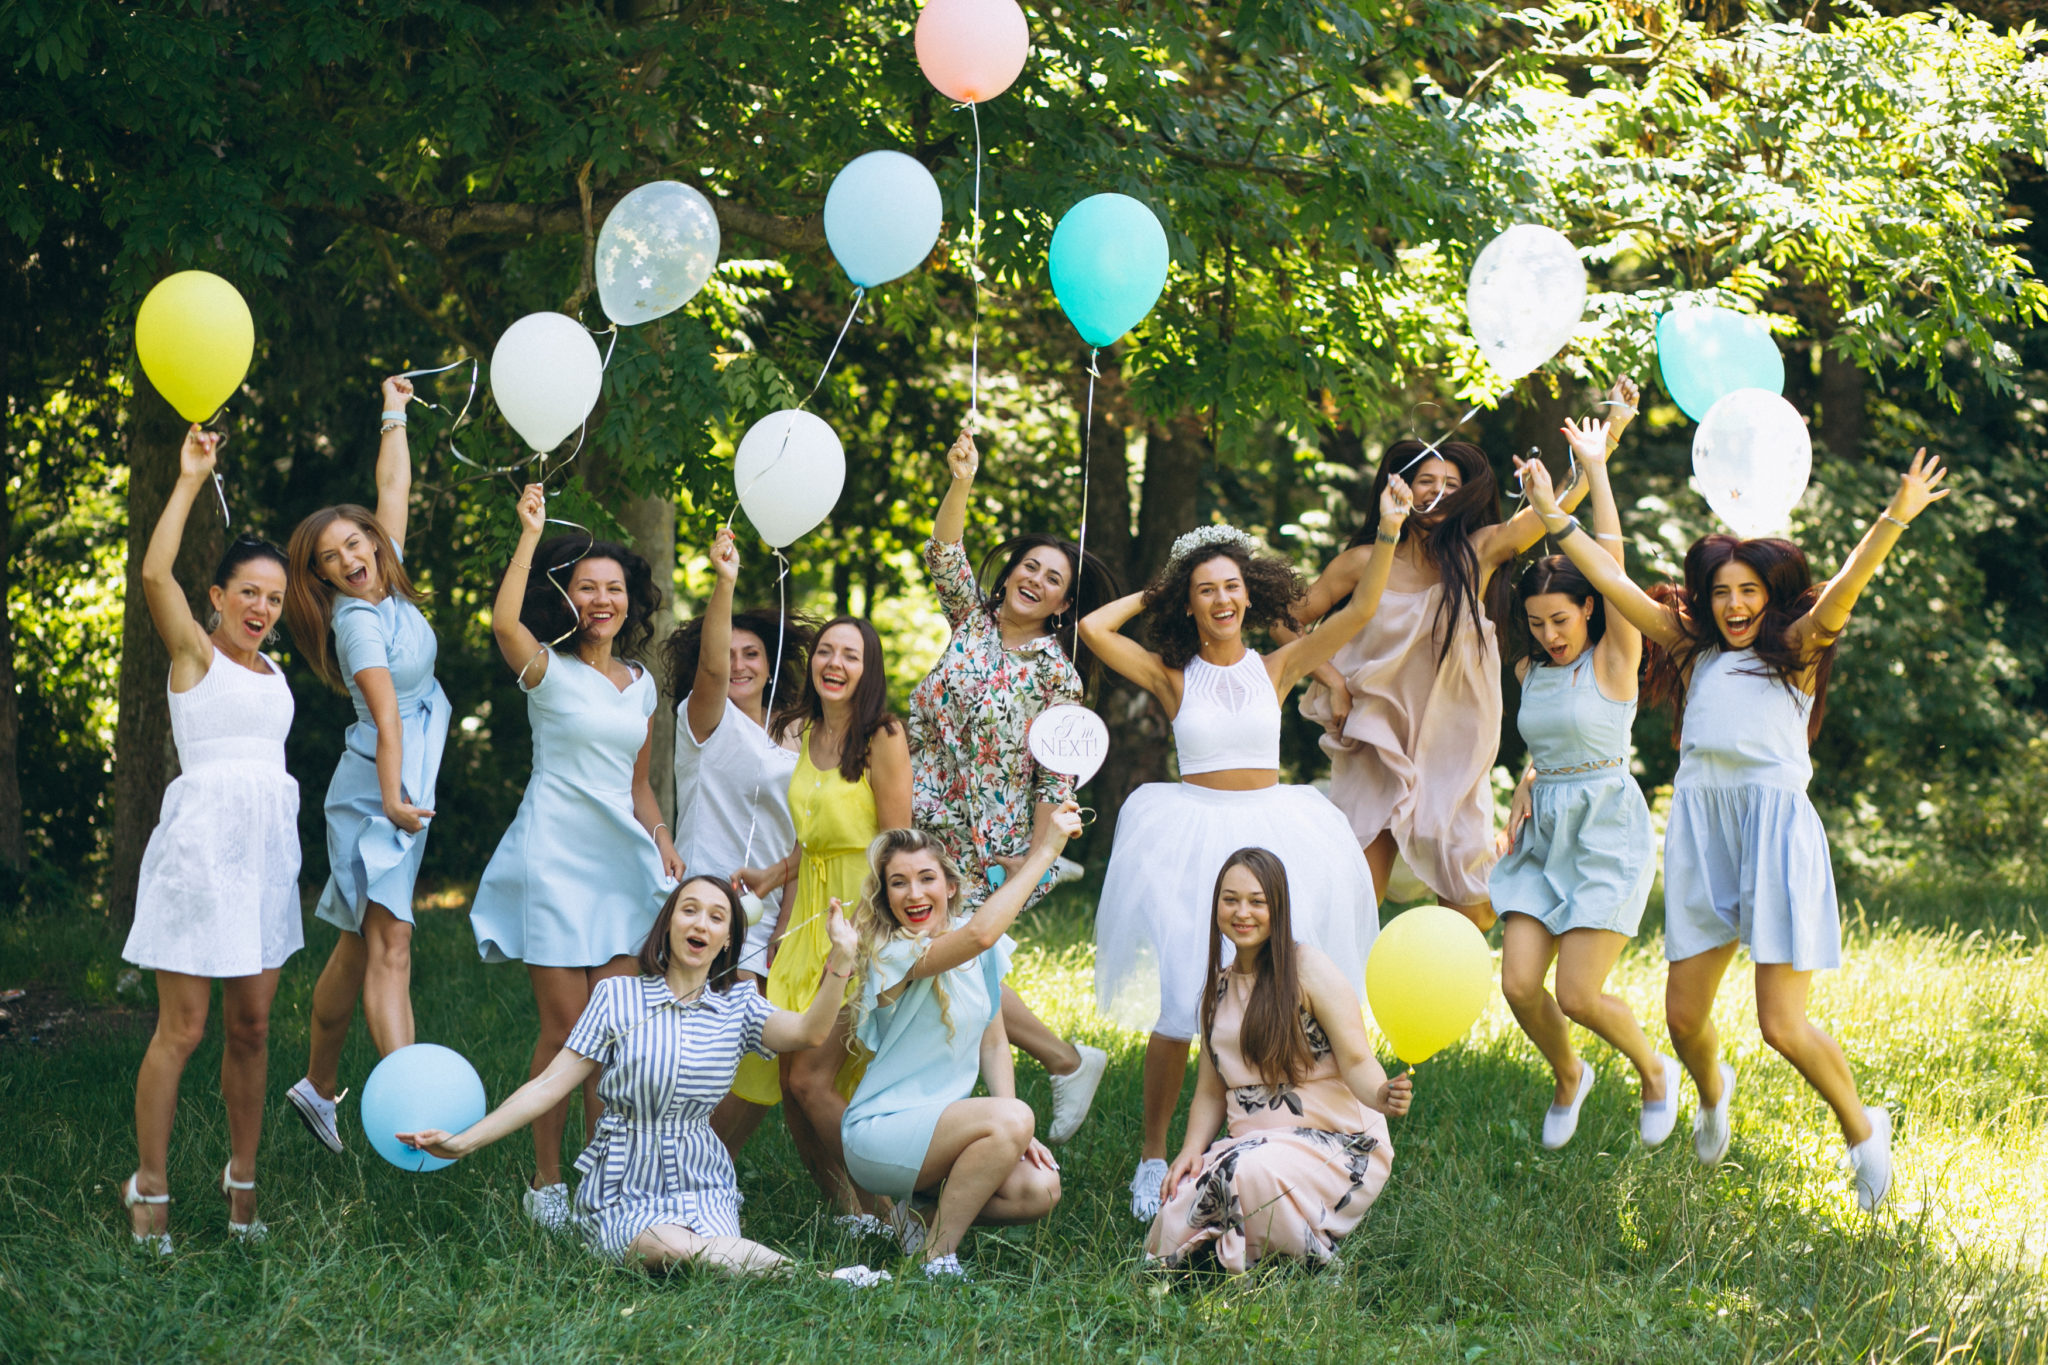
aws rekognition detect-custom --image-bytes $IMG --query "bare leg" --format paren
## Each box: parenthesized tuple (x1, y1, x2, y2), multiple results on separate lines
(305, 931, 368, 1098)
(911, 1096, 1040, 1258)
(1363, 830, 1397, 905)
(782, 1016, 869, 1214)
(359, 902, 415, 1058)
(627, 1224, 790, 1276)
(1140, 1033, 1192, 1161)
(131, 972, 213, 1237)
(710, 1093, 773, 1159)
(1754, 964, 1871, 1144)
(1000, 984, 1080, 1075)
(1498, 914, 1580, 1104)
(1665, 941, 1740, 1106)
(1553, 929, 1662, 1100)
(1447, 896, 1498, 932)
(526, 965, 595, 1189)
(219, 970, 280, 1226)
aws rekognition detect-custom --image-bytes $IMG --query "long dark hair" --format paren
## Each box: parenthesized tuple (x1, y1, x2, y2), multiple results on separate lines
(1643, 534, 1836, 745)
(1347, 439, 1509, 665)
(1200, 847, 1314, 1089)
(661, 607, 817, 719)
(772, 615, 901, 783)
(635, 876, 745, 991)
(977, 533, 1121, 694)
(1140, 546, 1302, 671)
(519, 536, 660, 660)
(281, 506, 425, 691)
(1511, 554, 1608, 664)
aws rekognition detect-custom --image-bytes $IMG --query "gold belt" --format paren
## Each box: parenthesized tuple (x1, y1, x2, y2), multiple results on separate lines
(1534, 755, 1627, 778)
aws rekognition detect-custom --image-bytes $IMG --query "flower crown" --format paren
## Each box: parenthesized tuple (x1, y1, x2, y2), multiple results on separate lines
(1166, 523, 1259, 569)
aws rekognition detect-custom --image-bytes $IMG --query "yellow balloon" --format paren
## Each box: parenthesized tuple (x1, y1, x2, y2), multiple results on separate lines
(1365, 905, 1493, 1064)
(135, 271, 254, 422)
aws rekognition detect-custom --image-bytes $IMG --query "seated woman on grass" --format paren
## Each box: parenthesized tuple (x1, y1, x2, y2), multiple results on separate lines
(397, 876, 856, 1275)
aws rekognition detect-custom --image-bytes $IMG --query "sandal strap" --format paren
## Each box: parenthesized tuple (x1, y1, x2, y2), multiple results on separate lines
(123, 1175, 171, 1206)
(221, 1161, 256, 1191)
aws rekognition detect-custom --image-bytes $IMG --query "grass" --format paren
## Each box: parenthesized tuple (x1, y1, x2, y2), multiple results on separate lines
(2, 876, 2045, 1363)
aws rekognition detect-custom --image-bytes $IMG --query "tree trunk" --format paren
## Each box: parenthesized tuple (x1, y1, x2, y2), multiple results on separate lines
(616, 492, 677, 826)
(107, 374, 221, 932)
(0, 477, 23, 875)
(1816, 342, 1866, 461)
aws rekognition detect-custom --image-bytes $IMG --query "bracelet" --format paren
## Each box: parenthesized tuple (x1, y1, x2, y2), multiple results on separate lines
(379, 420, 405, 435)
(510, 558, 531, 570)
(827, 964, 854, 979)
(1544, 514, 1582, 538)
(381, 409, 408, 424)
(653, 823, 669, 840)
(1593, 532, 1623, 542)
(1879, 511, 1910, 531)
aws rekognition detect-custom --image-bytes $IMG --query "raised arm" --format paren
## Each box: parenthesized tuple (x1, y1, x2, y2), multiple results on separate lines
(1517, 454, 1689, 651)
(1483, 377, 1638, 564)
(143, 426, 225, 686)
(395, 1044, 599, 1160)
(1559, 416, 1643, 690)
(1300, 950, 1413, 1117)
(1788, 449, 1949, 661)
(933, 430, 977, 547)
(686, 528, 741, 744)
(373, 376, 415, 553)
(492, 483, 549, 685)
(1078, 591, 1178, 711)
(1291, 545, 1371, 629)
(904, 803, 1081, 983)
(1272, 476, 1413, 694)
(761, 900, 858, 1052)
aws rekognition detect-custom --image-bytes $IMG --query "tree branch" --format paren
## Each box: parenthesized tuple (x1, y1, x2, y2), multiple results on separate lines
(331, 189, 824, 253)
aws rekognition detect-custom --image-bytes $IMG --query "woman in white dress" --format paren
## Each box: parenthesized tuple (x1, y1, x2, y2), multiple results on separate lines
(120, 426, 302, 1253)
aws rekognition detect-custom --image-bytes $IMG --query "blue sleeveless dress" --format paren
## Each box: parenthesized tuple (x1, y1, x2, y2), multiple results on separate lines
(1489, 649, 1653, 936)
(1661, 648, 1840, 970)
(470, 650, 668, 968)
(315, 592, 449, 930)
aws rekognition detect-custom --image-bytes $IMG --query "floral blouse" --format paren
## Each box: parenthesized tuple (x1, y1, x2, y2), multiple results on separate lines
(909, 538, 1080, 905)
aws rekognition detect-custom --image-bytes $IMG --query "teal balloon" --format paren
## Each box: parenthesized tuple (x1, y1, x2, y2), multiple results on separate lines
(823, 151, 943, 289)
(362, 1043, 488, 1173)
(1657, 307, 1785, 422)
(1047, 193, 1169, 347)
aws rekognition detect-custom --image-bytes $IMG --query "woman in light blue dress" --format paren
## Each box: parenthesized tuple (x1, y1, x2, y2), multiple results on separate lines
(840, 807, 1081, 1278)
(1491, 416, 1676, 1154)
(399, 877, 860, 1276)
(1521, 447, 1951, 1211)
(472, 483, 685, 1229)
(278, 376, 449, 1156)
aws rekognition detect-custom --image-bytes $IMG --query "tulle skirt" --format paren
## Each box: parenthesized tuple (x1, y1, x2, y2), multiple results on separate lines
(1095, 783, 1378, 1039)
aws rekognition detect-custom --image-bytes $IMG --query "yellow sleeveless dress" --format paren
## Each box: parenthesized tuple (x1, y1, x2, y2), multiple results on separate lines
(730, 739, 874, 1105)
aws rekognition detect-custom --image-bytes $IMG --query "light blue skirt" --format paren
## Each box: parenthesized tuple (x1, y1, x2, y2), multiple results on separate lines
(1661, 781, 1840, 971)
(470, 773, 666, 968)
(314, 692, 449, 932)
(1489, 771, 1654, 937)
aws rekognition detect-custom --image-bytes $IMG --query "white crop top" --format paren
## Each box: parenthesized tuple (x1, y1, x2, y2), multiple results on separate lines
(1172, 652, 1281, 774)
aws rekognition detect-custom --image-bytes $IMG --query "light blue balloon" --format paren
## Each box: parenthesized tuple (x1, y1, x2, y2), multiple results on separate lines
(1657, 307, 1785, 422)
(823, 151, 943, 289)
(361, 1043, 488, 1173)
(1047, 193, 1170, 347)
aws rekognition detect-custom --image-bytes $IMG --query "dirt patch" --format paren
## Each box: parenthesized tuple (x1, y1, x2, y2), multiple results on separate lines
(0, 984, 150, 1049)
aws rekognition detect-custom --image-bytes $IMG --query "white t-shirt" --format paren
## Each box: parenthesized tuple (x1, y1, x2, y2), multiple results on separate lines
(673, 693, 799, 974)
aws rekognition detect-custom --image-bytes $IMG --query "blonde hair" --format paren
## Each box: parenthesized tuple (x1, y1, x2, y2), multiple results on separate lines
(282, 505, 424, 691)
(847, 829, 966, 1044)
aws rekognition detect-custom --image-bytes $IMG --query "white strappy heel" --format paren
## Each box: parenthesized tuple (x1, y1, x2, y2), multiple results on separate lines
(220, 1161, 268, 1243)
(122, 1174, 172, 1256)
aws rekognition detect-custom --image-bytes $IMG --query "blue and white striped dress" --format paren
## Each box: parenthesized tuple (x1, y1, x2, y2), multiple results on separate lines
(562, 974, 776, 1260)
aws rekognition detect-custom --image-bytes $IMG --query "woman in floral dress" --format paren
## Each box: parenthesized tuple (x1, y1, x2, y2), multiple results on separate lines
(908, 429, 1120, 1142)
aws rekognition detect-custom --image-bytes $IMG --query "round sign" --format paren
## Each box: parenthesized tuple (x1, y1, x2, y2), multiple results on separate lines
(1028, 703, 1110, 787)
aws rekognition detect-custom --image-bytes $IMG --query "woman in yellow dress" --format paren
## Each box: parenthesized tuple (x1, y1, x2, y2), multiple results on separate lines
(735, 615, 911, 1221)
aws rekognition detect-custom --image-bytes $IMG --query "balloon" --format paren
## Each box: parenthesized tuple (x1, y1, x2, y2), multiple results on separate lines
(360, 1043, 488, 1173)
(1464, 225, 1586, 381)
(1028, 703, 1110, 787)
(134, 271, 255, 422)
(1692, 388, 1812, 539)
(1656, 307, 1785, 422)
(914, 0, 1030, 103)
(596, 181, 721, 326)
(1365, 906, 1492, 1065)
(823, 152, 944, 290)
(491, 313, 603, 452)
(1047, 194, 1170, 348)
(734, 409, 846, 549)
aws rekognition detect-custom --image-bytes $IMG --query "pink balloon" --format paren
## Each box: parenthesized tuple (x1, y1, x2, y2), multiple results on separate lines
(914, 0, 1029, 104)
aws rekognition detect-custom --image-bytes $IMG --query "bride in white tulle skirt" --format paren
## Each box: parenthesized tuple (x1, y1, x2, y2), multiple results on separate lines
(1077, 488, 1413, 1220)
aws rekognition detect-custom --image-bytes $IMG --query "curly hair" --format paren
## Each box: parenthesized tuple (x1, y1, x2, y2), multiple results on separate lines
(518, 536, 661, 660)
(845, 829, 965, 1046)
(661, 608, 818, 719)
(1140, 545, 1303, 670)
(976, 534, 1121, 696)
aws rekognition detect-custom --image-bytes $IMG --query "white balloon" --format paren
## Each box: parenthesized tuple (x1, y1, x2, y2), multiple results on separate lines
(1028, 703, 1110, 787)
(1692, 388, 1812, 539)
(734, 409, 846, 549)
(597, 181, 721, 325)
(491, 313, 603, 453)
(1465, 224, 1587, 381)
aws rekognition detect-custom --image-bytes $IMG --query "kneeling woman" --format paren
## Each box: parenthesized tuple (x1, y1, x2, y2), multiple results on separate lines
(399, 876, 857, 1275)
(840, 806, 1084, 1278)
(1148, 848, 1413, 1272)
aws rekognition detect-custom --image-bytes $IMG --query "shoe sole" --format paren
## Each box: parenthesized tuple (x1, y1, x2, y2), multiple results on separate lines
(287, 1090, 345, 1154)
(1048, 1050, 1109, 1145)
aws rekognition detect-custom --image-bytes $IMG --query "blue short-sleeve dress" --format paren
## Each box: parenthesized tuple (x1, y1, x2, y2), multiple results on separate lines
(841, 921, 1013, 1202)
(563, 974, 776, 1261)
(470, 650, 668, 967)
(315, 591, 450, 931)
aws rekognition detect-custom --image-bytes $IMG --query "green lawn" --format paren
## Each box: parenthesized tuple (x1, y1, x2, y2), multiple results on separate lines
(2, 878, 2044, 1363)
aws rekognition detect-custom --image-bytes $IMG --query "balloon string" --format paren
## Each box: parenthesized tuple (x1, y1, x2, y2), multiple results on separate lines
(539, 323, 620, 490)
(1073, 347, 1099, 661)
(401, 357, 517, 481)
(968, 99, 984, 430)
(724, 287, 865, 535)
(716, 549, 795, 987)
(201, 409, 234, 527)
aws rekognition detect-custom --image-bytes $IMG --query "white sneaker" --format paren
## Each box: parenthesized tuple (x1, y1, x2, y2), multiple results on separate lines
(286, 1078, 345, 1154)
(1692, 1062, 1737, 1166)
(1048, 1044, 1108, 1144)
(1129, 1158, 1169, 1221)
(522, 1181, 571, 1232)
(887, 1202, 926, 1257)
(1846, 1107, 1892, 1211)
(922, 1253, 969, 1280)
(830, 1264, 892, 1288)
(1050, 857, 1085, 886)
(1541, 1061, 1596, 1150)
(1638, 1055, 1684, 1149)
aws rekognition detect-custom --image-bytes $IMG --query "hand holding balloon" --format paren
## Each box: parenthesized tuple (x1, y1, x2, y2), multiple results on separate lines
(179, 426, 221, 483)
(382, 375, 416, 412)
(823, 899, 859, 977)
(1603, 377, 1640, 440)
(515, 484, 546, 539)
(1514, 454, 1561, 517)
(395, 1128, 467, 1161)
(1375, 1069, 1415, 1118)
(1885, 449, 1950, 525)
(945, 430, 980, 484)
(710, 527, 740, 587)
(1379, 473, 1414, 533)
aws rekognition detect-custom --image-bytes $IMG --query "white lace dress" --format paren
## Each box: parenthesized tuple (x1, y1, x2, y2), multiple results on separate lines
(123, 648, 304, 978)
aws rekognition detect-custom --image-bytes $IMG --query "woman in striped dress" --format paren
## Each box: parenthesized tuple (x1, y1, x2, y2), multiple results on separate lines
(398, 874, 858, 1274)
